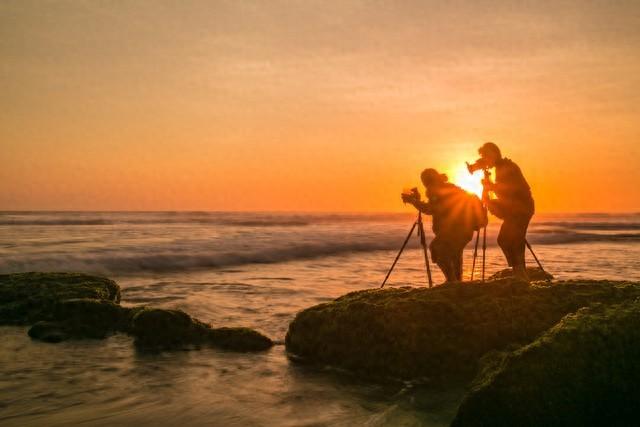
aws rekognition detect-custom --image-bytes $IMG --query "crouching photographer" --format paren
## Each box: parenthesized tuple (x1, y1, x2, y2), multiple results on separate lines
(402, 168, 486, 283)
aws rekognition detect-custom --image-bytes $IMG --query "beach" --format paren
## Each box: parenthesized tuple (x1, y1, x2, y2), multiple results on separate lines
(1, 211, 639, 426)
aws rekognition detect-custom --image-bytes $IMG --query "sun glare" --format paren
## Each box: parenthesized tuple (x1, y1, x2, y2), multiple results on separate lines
(451, 164, 483, 198)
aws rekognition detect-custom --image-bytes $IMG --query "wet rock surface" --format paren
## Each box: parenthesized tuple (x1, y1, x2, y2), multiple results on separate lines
(0, 272, 120, 325)
(130, 308, 274, 351)
(285, 268, 640, 382)
(209, 327, 274, 351)
(2, 272, 273, 352)
(452, 301, 640, 426)
(488, 266, 553, 282)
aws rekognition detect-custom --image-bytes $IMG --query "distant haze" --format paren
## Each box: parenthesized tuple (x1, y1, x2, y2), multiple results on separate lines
(2, 1, 639, 212)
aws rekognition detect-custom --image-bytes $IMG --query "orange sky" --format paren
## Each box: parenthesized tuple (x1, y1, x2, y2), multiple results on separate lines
(1, 1, 639, 212)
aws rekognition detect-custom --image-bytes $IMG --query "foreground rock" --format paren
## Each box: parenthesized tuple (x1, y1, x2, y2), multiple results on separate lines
(0, 272, 273, 352)
(285, 270, 640, 382)
(0, 272, 120, 324)
(452, 301, 640, 426)
(130, 308, 273, 351)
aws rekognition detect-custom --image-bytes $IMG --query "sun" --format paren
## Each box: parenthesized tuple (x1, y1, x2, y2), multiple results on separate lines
(451, 164, 483, 198)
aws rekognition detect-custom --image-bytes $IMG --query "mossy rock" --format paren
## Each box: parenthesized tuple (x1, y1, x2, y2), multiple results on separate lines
(452, 301, 640, 426)
(285, 277, 640, 381)
(0, 272, 120, 325)
(2, 272, 273, 352)
(28, 321, 70, 343)
(130, 307, 212, 349)
(488, 267, 553, 282)
(209, 327, 273, 352)
(27, 299, 128, 342)
(130, 308, 274, 352)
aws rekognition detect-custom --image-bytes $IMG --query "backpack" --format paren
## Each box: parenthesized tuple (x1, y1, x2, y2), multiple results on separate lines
(436, 185, 488, 233)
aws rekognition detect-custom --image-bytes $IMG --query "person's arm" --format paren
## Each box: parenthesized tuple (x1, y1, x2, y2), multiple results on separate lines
(411, 200, 433, 215)
(492, 162, 522, 195)
(401, 189, 434, 215)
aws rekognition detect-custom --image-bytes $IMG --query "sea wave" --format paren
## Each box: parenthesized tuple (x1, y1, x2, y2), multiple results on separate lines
(535, 221, 640, 231)
(528, 231, 640, 245)
(2, 227, 639, 275)
(0, 212, 412, 227)
(0, 238, 402, 274)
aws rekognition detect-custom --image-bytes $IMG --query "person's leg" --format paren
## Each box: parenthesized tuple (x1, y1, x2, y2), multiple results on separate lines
(453, 250, 463, 282)
(430, 237, 447, 282)
(452, 235, 471, 282)
(497, 220, 515, 267)
(431, 237, 457, 283)
(441, 260, 455, 283)
(511, 214, 532, 280)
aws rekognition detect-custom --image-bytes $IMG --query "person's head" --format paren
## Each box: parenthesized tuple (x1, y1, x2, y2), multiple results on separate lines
(478, 142, 502, 168)
(420, 168, 448, 189)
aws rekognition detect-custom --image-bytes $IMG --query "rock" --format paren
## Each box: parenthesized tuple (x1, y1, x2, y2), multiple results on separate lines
(55, 298, 128, 339)
(129, 308, 274, 351)
(28, 321, 70, 343)
(1, 272, 274, 351)
(209, 327, 273, 352)
(0, 272, 120, 325)
(129, 307, 212, 349)
(452, 301, 640, 426)
(285, 278, 640, 381)
(488, 267, 553, 282)
(28, 299, 127, 341)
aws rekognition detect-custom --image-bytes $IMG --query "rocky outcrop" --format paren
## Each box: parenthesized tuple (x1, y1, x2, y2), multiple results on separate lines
(488, 267, 553, 282)
(285, 271, 640, 382)
(0, 272, 273, 352)
(129, 308, 273, 351)
(452, 301, 640, 426)
(0, 272, 120, 325)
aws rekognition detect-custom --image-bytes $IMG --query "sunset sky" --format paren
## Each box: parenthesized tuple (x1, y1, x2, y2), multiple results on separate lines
(2, 1, 639, 212)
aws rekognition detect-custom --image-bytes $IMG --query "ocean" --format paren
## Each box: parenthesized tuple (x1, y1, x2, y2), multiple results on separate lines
(1, 211, 640, 426)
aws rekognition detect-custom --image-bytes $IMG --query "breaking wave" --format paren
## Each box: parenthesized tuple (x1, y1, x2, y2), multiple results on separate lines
(1, 211, 638, 275)
(0, 212, 411, 227)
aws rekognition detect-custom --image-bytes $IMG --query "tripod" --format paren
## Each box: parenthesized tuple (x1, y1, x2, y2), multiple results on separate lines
(470, 214, 487, 282)
(470, 169, 491, 282)
(380, 212, 433, 288)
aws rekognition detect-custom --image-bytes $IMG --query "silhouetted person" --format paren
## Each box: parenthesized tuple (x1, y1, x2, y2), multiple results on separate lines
(472, 142, 534, 280)
(402, 169, 486, 283)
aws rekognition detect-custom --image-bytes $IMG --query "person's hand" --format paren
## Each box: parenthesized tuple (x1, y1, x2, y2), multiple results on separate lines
(401, 193, 414, 204)
(481, 179, 495, 191)
(401, 188, 421, 204)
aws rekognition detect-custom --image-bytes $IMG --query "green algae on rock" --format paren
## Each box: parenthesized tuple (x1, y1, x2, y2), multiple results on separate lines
(209, 327, 274, 352)
(27, 298, 131, 341)
(285, 276, 640, 382)
(130, 308, 274, 351)
(488, 267, 553, 282)
(130, 307, 212, 348)
(0, 272, 120, 325)
(452, 301, 640, 426)
(2, 272, 273, 352)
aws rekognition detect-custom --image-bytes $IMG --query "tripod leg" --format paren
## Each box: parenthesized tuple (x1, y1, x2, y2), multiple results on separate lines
(381, 220, 418, 288)
(525, 239, 548, 279)
(417, 215, 433, 288)
(482, 225, 487, 282)
(471, 229, 480, 281)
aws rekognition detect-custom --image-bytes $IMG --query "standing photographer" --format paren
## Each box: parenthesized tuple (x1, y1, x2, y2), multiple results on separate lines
(402, 168, 486, 283)
(471, 142, 534, 281)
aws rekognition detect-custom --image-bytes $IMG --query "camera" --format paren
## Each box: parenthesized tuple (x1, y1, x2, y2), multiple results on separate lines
(466, 159, 489, 174)
(401, 187, 420, 204)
